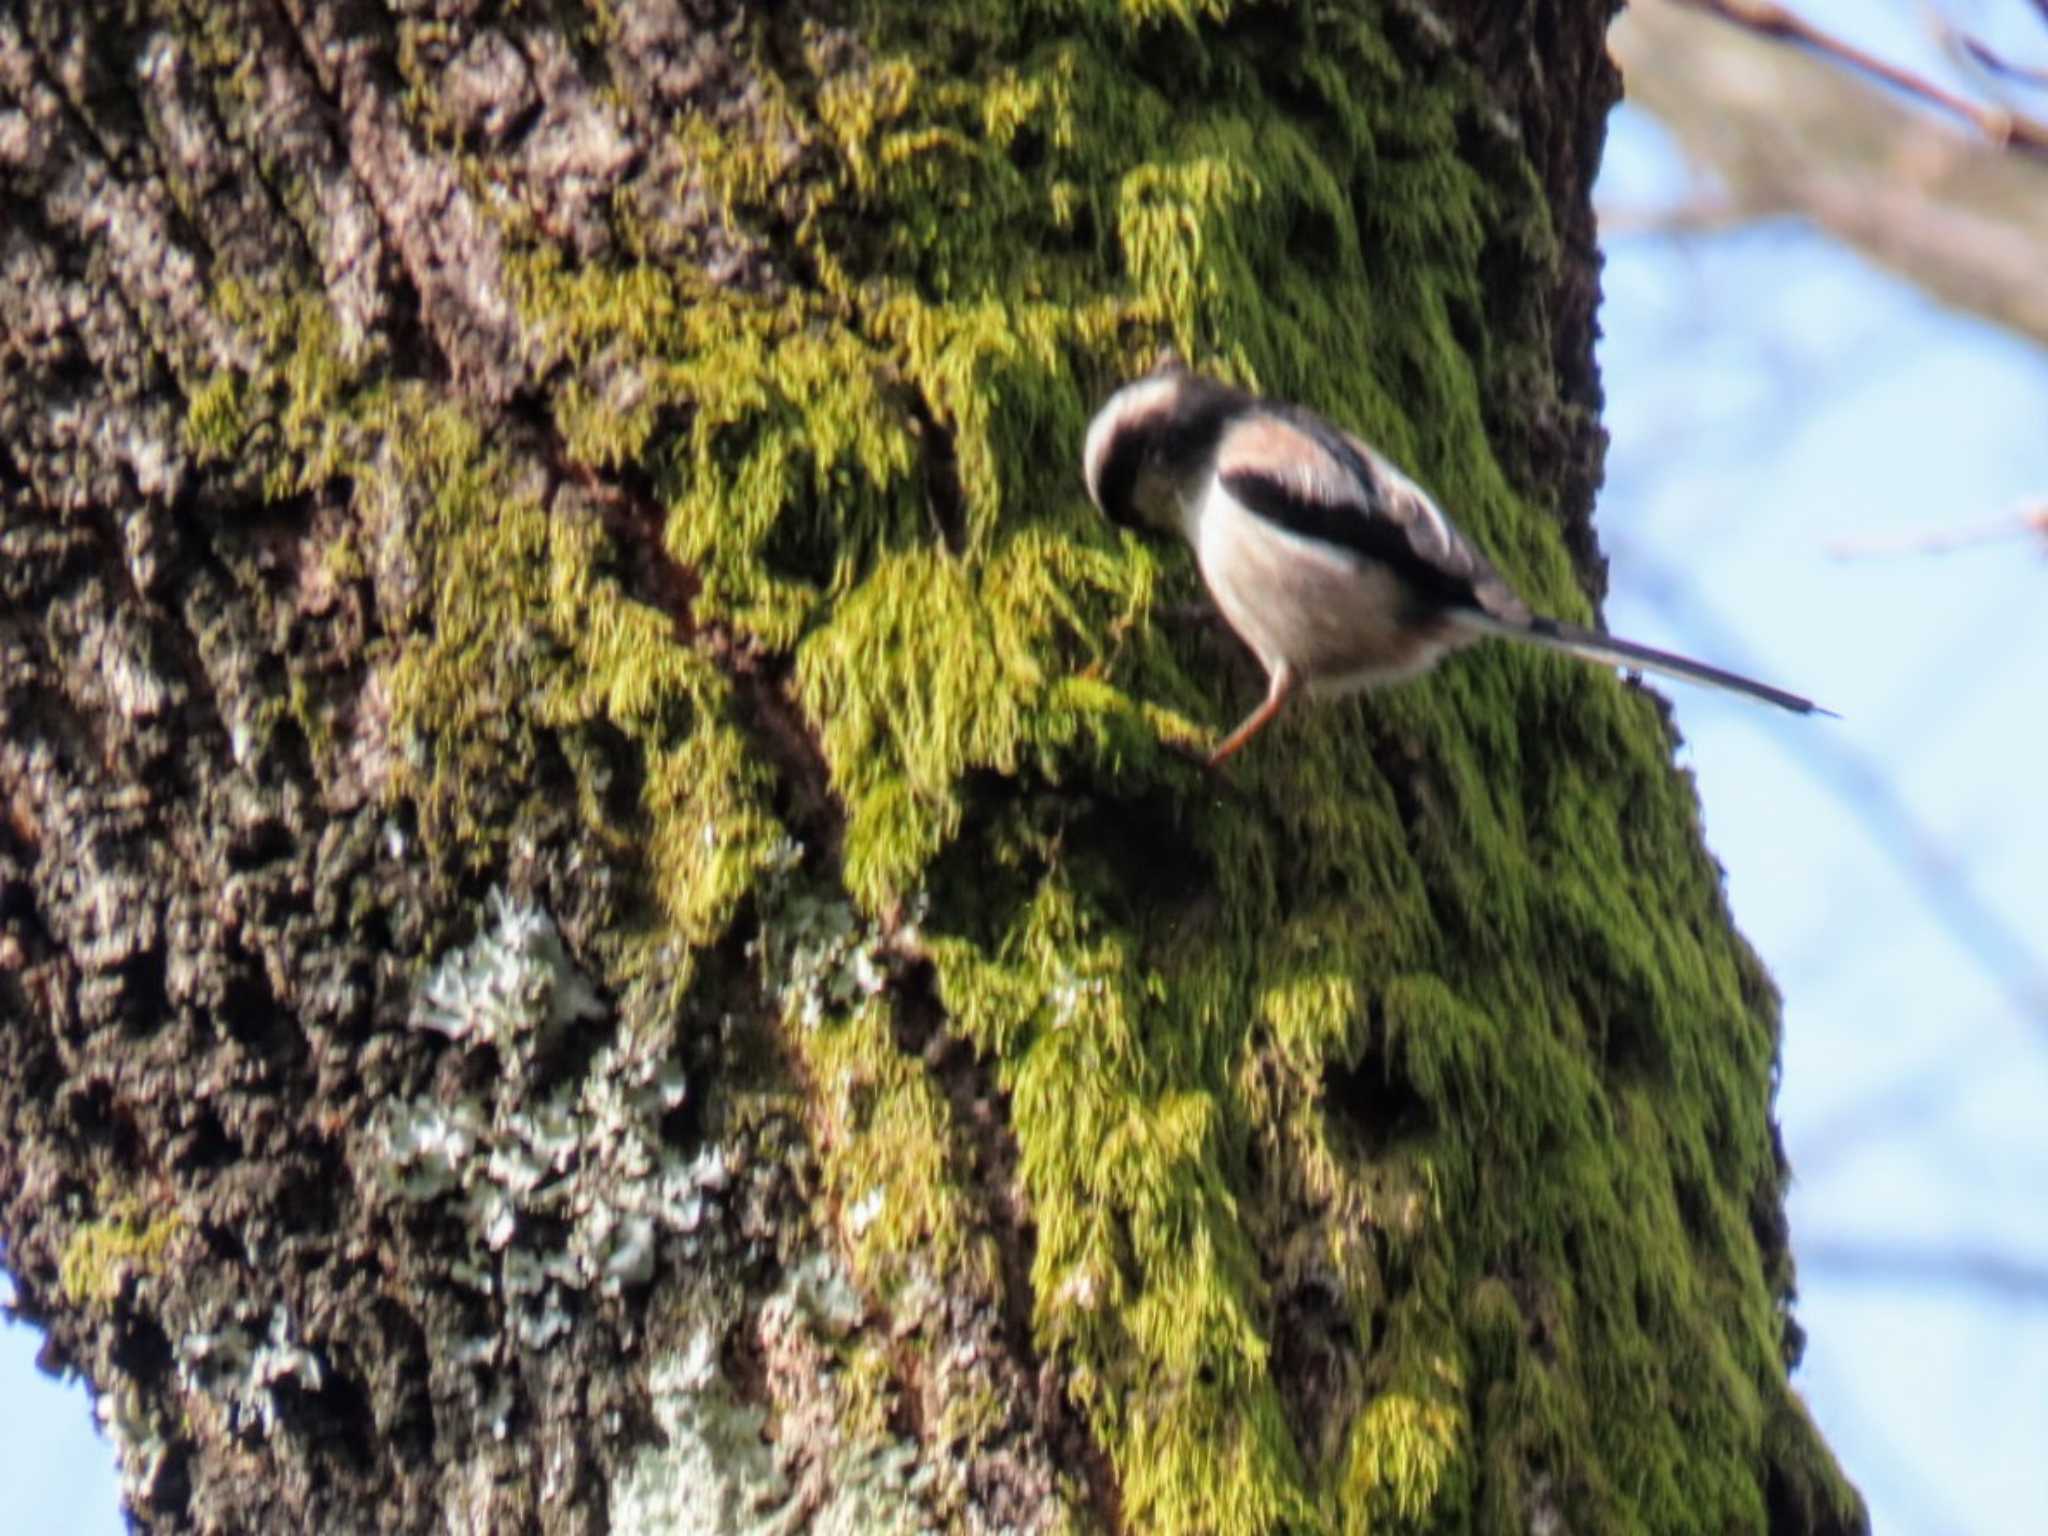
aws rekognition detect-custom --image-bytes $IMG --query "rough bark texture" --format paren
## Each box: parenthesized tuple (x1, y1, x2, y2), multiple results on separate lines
(0, 2, 1865, 1533)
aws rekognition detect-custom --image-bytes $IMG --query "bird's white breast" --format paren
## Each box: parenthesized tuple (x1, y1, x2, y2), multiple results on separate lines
(1184, 478, 1460, 693)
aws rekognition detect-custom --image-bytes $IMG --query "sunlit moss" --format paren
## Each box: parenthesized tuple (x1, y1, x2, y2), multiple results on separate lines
(60, 1200, 183, 1309)
(183, 371, 247, 463)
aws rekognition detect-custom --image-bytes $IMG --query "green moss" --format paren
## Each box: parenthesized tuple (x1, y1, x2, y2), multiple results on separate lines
(748, 847, 991, 1293)
(184, 371, 247, 463)
(179, 0, 1857, 1528)
(59, 1200, 183, 1308)
(181, 280, 379, 503)
(1340, 1370, 1470, 1533)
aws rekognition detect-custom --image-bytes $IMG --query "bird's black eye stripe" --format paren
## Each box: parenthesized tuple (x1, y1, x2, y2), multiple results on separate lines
(1093, 423, 1151, 526)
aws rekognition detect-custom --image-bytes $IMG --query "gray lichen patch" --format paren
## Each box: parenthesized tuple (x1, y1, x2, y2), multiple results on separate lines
(176, 1303, 327, 1442)
(613, 1326, 794, 1536)
(372, 892, 729, 1351)
(409, 887, 607, 1051)
(614, 1254, 937, 1536)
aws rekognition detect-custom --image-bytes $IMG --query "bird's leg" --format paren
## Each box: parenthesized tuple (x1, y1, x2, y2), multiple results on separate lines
(1207, 661, 1298, 767)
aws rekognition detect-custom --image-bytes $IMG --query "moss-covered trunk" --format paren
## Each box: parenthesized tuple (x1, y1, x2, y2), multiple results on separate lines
(0, 2, 1864, 1531)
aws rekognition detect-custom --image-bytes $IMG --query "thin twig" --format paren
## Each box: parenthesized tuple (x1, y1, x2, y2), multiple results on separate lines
(1802, 1240, 2048, 1304)
(1826, 502, 2048, 560)
(1670, 0, 2048, 152)
(1596, 192, 1750, 238)
(1954, 32, 2048, 91)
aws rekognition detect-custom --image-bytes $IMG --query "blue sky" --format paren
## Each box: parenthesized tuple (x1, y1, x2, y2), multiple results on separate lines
(6, 9, 2046, 1530)
(1597, 11, 2048, 1521)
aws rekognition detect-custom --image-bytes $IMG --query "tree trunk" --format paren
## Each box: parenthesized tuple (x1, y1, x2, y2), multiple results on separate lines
(0, 2, 1866, 1532)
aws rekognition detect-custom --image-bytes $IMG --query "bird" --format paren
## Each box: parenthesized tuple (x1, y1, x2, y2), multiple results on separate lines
(1081, 363, 1831, 765)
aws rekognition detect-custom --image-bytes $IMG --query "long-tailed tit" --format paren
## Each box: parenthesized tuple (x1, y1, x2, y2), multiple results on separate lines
(1083, 364, 1831, 764)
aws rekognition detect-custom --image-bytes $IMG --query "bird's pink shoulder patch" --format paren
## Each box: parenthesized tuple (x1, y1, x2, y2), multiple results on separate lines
(1215, 415, 1352, 507)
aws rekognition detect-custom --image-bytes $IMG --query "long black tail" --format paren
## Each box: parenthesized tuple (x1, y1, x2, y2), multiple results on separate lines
(1451, 610, 1835, 717)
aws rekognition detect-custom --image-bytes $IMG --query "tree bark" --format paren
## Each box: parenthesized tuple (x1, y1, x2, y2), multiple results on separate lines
(0, 2, 1866, 1532)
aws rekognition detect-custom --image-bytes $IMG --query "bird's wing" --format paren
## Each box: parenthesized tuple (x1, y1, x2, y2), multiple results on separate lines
(1204, 400, 1830, 716)
(1211, 410, 1530, 623)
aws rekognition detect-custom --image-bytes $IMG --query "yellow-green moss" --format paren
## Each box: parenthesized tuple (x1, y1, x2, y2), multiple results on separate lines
(60, 1200, 183, 1308)
(810, 1013, 984, 1283)
(184, 370, 247, 463)
(175, 0, 1859, 1529)
(1340, 1369, 1470, 1533)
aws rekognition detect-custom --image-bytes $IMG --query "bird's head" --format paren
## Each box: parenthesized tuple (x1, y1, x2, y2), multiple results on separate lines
(1082, 364, 1236, 535)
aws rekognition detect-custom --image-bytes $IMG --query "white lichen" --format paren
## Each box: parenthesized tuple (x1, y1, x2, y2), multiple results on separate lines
(98, 1378, 170, 1504)
(610, 1256, 933, 1536)
(749, 838, 923, 1029)
(410, 887, 604, 1049)
(610, 1325, 793, 1536)
(371, 891, 726, 1356)
(761, 1250, 866, 1342)
(176, 1304, 325, 1440)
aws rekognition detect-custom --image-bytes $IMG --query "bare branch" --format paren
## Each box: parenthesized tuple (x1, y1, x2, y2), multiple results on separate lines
(1826, 501, 2048, 559)
(1668, 0, 2048, 151)
(1595, 191, 1751, 238)
(1951, 31, 2048, 92)
(1611, 5, 2048, 345)
(1802, 1240, 2048, 1304)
